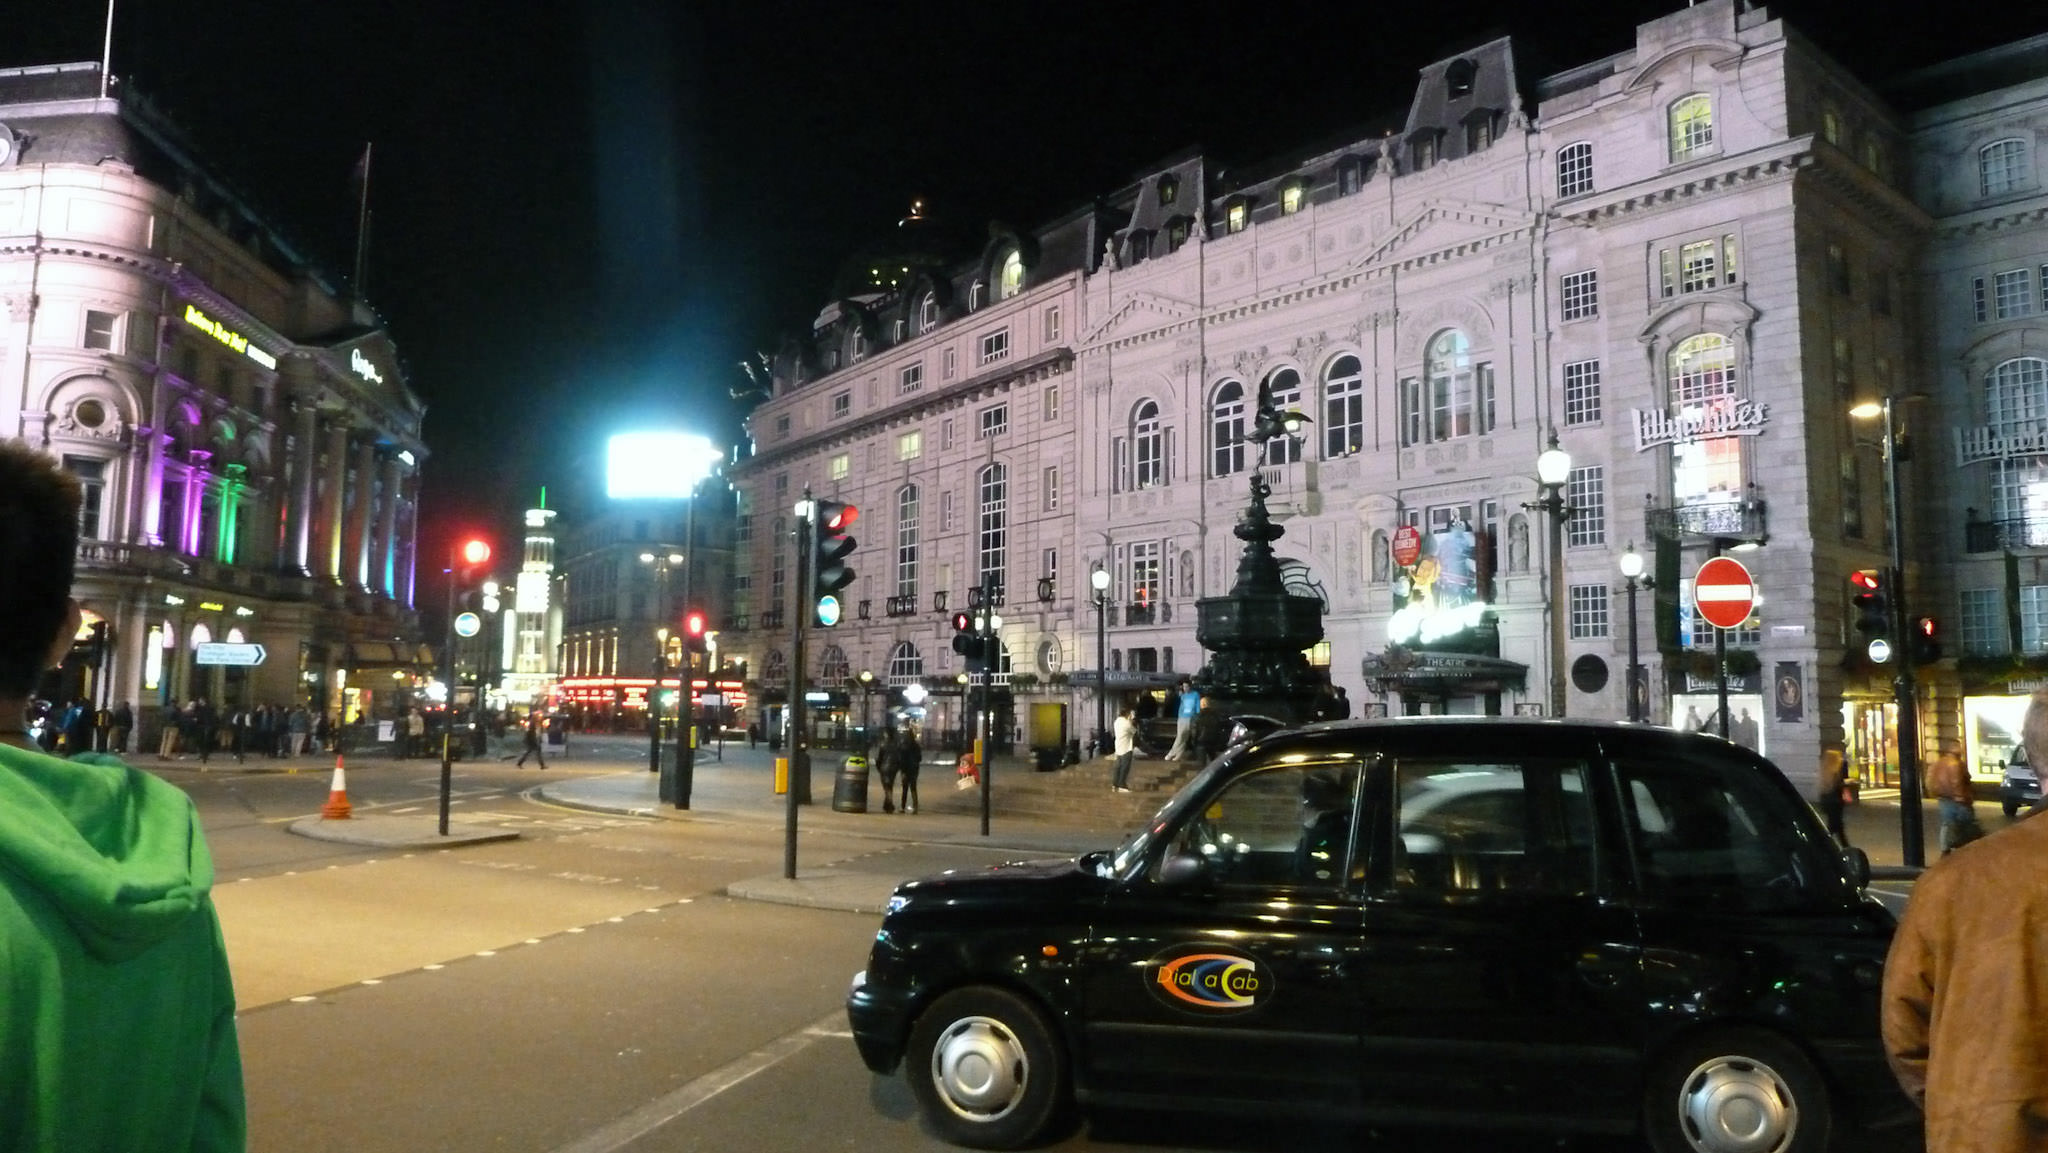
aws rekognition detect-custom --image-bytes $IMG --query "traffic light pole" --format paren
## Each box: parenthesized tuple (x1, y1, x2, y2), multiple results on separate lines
(785, 495, 813, 880)
(1881, 395, 1923, 867)
(672, 490, 699, 809)
(979, 574, 995, 838)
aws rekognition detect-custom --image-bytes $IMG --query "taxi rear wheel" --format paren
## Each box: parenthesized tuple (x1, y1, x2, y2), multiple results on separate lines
(907, 986, 1068, 1149)
(1642, 1027, 1831, 1153)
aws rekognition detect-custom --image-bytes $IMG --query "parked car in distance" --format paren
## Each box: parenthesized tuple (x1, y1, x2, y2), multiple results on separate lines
(2000, 745, 2041, 818)
(847, 717, 1905, 1152)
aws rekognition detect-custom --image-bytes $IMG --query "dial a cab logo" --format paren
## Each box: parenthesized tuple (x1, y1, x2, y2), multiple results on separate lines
(1146, 947, 1267, 1013)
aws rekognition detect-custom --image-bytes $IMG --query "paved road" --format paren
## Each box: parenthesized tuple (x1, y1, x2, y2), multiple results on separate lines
(144, 743, 1931, 1152)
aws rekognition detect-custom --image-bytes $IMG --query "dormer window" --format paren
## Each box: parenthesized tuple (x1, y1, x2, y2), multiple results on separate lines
(998, 250, 1024, 301)
(1464, 112, 1497, 153)
(1226, 202, 1248, 234)
(1445, 58, 1477, 99)
(1413, 134, 1439, 171)
(892, 319, 906, 342)
(1337, 158, 1364, 195)
(919, 292, 938, 332)
(851, 329, 867, 363)
(970, 280, 987, 311)
(1166, 217, 1189, 250)
(1158, 175, 1179, 206)
(1128, 231, 1151, 262)
(1281, 184, 1305, 215)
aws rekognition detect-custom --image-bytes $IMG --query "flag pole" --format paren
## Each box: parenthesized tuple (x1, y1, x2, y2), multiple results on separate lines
(353, 143, 373, 293)
(99, 0, 116, 98)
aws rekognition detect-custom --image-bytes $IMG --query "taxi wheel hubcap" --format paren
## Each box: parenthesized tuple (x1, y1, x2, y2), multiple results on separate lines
(930, 1014, 1027, 1121)
(1676, 1054, 1797, 1153)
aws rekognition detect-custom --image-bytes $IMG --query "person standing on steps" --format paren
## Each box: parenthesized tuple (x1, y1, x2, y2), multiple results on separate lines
(1163, 680, 1200, 762)
(1111, 707, 1136, 792)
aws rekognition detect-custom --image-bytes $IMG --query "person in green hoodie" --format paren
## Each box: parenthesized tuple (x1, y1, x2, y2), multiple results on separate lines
(0, 441, 245, 1152)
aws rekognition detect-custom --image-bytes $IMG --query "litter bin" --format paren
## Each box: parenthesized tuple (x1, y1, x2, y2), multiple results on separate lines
(831, 753, 871, 813)
(1032, 746, 1062, 772)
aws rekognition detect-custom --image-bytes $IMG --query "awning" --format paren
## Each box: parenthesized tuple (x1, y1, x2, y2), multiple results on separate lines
(1362, 650, 1527, 693)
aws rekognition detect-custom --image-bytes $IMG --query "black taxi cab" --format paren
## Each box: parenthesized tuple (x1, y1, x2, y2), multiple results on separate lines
(846, 718, 1908, 1151)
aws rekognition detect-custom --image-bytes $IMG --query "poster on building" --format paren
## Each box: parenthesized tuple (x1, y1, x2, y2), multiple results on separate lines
(1387, 520, 1493, 651)
(1774, 661, 1803, 723)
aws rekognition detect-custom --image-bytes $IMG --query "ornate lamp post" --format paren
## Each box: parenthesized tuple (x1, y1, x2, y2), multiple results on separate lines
(1091, 564, 1111, 753)
(1526, 431, 1574, 718)
(1618, 542, 1653, 723)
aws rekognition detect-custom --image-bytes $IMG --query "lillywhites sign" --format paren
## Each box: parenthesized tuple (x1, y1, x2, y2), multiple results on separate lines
(1634, 399, 1769, 452)
(350, 347, 384, 384)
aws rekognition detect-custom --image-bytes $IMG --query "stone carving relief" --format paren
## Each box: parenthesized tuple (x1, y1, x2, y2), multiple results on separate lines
(1397, 299, 1493, 361)
(1343, 534, 1362, 595)
(1507, 515, 1531, 574)
(1370, 529, 1390, 583)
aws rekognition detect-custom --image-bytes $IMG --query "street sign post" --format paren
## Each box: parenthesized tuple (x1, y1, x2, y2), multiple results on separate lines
(194, 642, 266, 667)
(1692, 557, 1756, 629)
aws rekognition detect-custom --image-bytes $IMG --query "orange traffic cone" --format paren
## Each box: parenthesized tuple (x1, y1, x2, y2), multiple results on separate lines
(321, 755, 353, 820)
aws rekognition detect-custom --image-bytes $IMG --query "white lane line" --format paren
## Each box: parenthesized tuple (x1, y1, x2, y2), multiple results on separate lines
(549, 1010, 843, 1153)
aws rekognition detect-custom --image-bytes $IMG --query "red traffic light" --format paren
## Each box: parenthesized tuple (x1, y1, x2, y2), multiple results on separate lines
(951, 611, 972, 632)
(1917, 616, 1937, 637)
(460, 539, 492, 566)
(1850, 569, 1880, 592)
(684, 611, 706, 637)
(823, 503, 858, 531)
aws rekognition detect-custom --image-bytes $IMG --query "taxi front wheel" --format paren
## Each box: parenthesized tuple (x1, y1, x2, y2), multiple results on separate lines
(1642, 1027, 1832, 1153)
(907, 986, 1070, 1149)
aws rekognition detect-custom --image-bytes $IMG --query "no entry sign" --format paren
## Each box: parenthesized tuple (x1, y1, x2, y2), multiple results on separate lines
(1692, 556, 1756, 629)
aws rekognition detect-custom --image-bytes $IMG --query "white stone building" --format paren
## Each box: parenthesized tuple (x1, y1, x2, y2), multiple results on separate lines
(731, 2, 2048, 788)
(0, 63, 429, 737)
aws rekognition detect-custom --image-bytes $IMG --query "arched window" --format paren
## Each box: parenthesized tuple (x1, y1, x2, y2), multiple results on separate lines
(998, 250, 1024, 300)
(818, 645, 850, 684)
(1988, 359, 2048, 540)
(1324, 355, 1365, 457)
(895, 484, 919, 599)
(1263, 368, 1303, 465)
(919, 292, 938, 332)
(1981, 138, 2031, 198)
(887, 641, 923, 686)
(1412, 329, 1494, 442)
(1133, 401, 1164, 489)
(1212, 382, 1247, 476)
(1035, 637, 1063, 676)
(1669, 333, 1742, 506)
(1669, 94, 1714, 161)
(1557, 141, 1593, 198)
(190, 622, 213, 648)
(978, 464, 1007, 596)
(762, 649, 788, 686)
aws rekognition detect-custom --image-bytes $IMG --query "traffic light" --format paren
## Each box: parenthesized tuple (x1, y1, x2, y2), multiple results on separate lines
(684, 610, 707, 651)
(951, 611, 985, 660)
(1912, 615, 1942, 665)
(811, 500, 858, 626)
(1850, 569, 1889, 638)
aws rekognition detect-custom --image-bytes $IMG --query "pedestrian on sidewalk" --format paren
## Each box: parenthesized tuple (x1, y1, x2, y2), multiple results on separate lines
(1927, 739, 1981, 854)
(1163, 680, 1200, 762)
(1816, 744, 1850, 846)
(1883, 687, 2048, 1153)
(0, 440, 246, 1151)
(894, 724, 922, 814)
(876, 727, 900, 813)
(108, 700, 131, 755)
(1111, 707, 1136, 792)
(517, 713, 548, 769)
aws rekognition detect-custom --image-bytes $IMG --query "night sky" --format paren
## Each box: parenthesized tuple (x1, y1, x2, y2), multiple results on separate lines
(9, 2, 2044, 564)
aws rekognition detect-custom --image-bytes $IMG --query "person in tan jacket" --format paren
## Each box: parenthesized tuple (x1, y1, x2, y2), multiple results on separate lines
(1882, 690, 2048, 1151)
(1925, 738, 1981, 854)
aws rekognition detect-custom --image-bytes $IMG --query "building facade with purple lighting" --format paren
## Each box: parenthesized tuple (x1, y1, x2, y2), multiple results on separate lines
(0, 62, 429, 738)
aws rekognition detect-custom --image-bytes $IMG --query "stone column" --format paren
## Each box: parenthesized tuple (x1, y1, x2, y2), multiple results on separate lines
(376, 453, 404, 598)
(351, 437, 378, 590)
(288, 401, 318, 574)
(323, 421, 349, 582)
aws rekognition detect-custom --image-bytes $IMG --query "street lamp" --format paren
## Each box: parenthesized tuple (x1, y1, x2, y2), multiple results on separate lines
(1091, 563, 1112, 753)
(1618, 542, 1654, 723)
(1525, 431, 1574, 717)
(639, 551, 683, 776)
(857, 669, 875, 747)
(1850, 395, 1925, 868)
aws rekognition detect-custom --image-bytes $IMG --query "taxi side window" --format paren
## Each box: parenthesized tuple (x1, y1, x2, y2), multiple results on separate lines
(1168, 761, 1362, 891)
(1392, 760, 1597, 896)
(1615, 755, 1831, 911)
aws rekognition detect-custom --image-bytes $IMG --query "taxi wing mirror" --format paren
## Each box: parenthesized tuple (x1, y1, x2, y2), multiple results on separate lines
(1840, 845, 1871, 891)
(1157, 850, 1209, 888)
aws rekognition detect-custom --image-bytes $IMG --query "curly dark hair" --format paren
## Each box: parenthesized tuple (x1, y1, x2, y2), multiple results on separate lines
(0, 442, 80, 697)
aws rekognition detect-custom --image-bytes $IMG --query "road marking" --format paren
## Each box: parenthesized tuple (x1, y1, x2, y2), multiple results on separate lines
(549, 1010, 843, 1153)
